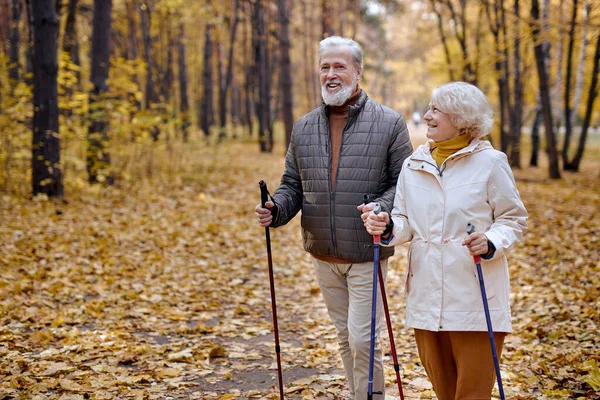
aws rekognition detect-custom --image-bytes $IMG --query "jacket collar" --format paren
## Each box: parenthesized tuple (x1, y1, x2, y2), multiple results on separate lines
(410, 139, 492, 164)
(319, 89, 369, 120)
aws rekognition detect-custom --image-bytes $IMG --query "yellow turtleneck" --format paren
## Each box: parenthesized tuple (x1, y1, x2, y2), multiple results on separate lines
(431, 134, 471, 166)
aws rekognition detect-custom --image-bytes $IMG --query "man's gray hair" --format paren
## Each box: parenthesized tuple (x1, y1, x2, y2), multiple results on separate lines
(319, 36, 363, 70)
(431, 82, 494, 140)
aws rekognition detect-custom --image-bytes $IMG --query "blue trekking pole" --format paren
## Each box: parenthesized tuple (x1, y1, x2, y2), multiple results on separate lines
(364, 195, 405, 399)
(367, 203, 383, 400)
(466, 223, 506, 400)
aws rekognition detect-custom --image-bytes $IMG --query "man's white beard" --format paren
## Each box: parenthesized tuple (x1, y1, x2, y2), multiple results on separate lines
(321, 75, 357, 106)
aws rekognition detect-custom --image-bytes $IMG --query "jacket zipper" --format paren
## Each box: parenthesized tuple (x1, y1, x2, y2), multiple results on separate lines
(326, 118, 338, 257)
(329, 109, 355, 258)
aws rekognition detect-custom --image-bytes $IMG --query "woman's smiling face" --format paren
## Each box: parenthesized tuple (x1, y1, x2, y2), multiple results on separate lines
(423, 104, 460, 142)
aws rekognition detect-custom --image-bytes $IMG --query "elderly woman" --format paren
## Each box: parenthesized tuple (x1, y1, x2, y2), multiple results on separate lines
(360, 82, 527, 399)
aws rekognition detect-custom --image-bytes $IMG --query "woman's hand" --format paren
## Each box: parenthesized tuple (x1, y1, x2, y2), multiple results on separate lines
(462, 231, 489, 256)
(358, 202, 390, 236)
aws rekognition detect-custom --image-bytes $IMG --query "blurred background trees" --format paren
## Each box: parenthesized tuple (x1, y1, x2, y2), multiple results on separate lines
(0, 0, 599, 197)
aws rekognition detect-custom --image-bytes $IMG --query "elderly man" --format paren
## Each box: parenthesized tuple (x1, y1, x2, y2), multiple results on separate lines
(255, 36, 412, 398)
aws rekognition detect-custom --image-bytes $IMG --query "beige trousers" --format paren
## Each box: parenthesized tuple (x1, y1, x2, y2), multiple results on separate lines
(414, 329, 507, 400)
(312, 258, 388, 400)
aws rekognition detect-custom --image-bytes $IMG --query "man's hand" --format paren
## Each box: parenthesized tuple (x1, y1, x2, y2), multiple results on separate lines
(255, 201, 275, 227)
(462, 231, 489, 256)
(357, 202, 389, 236)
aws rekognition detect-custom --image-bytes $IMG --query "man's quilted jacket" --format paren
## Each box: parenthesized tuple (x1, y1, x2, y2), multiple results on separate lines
(271, 91, 413, 262)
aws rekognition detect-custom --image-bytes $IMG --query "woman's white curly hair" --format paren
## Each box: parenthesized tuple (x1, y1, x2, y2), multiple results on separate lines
(430, 82, 494, 140)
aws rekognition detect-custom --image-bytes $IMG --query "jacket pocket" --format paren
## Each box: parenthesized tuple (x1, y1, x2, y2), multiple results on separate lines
(404, 247, 412, 296)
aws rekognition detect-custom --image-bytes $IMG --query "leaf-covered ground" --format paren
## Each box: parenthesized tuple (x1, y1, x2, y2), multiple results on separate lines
(1, 139, 599, 399)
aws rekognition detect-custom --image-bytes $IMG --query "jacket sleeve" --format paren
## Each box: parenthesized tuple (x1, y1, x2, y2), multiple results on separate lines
(381, 161, 413, 247)
(271, 126, 303, 227)
(484, 153, 528, 257)
(374, 117, 413, 214)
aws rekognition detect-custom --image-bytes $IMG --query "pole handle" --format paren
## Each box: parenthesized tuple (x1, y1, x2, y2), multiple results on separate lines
(259, 180, 269, 208)
(466, 223, 481, 262)
(466, 222, 476, 235)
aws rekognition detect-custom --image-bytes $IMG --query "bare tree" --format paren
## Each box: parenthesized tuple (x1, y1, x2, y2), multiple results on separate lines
(531, 0, 561, 179)
(178, 23, 190, 142)
(218, 0, 240, 141)
(322, 0, 333, 39)
(278, 0, 294, 149)
(570, 0, 591, 130)
(141, 0, 156, 108)
(9, 0, 22, 83)
(565, 33, 600, 171)
(31, 0, 63, 196)
(509, 0, 523, 167)
(201, 24, 214, 138)
(484, 0, 509, 149)
(254, 0, 272, 152)
(62, 0, 81, 80)
(87, 0, 113, 184)
(562, 0, 579, 166)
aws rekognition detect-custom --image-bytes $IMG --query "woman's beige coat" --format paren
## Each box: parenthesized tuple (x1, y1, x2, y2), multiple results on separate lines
(386, 139, 527, 333)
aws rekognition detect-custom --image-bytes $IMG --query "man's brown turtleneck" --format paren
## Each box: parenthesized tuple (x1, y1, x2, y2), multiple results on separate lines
(312, 85, 362, 264)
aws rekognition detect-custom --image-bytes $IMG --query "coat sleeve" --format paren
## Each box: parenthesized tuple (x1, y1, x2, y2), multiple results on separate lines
(374, 116, 413, 214)
(484, 153, 528, 256)
(271, 124, 303, 227)
(381, 161, 413, 247)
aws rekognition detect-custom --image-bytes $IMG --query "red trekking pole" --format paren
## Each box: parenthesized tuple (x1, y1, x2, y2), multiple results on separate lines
(259, 181, 284, 399)
(365, 196, 405, 400)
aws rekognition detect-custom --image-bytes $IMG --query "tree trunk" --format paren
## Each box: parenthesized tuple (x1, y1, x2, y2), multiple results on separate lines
(141, 0, 155, 109)
(322, 0, 333, 38)
(431, 0, 455, 82)
(255, 0, 271, 152)
(178, 23, 190, 142)
(338, 0, 346, 36)
(562, 0, 579, 166)
(570, 0, 590, 129)
(24, 0, 34, 85)
(531, 0, 561, 179)
(0, 1, 10, 57)
(87, 0, 113, 184)
(485, 0, 507, 146)
(241, 3, 252, 135)
(309, 0, 319, 106)
(162, 16, 173, 103)
(565, 33, 600, 171)
(278, 0, 294, 150)
(500, 0, 512, 153)
(62, 0, 80, 70)
(201, 24, 214, 138)
(551, 0, 565, 127)
(351, 0, 360, 38)
(529, 102, 541, 167)
(509, 0, 522, 167)
(31, 0, 63, 196)
(126, 0, 138, 61)
(9, 0, 22, 84)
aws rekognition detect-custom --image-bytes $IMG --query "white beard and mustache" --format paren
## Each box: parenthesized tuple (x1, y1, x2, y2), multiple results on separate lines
(321, 74, 357, 106)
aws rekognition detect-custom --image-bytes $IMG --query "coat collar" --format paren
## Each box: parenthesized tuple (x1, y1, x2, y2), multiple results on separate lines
(410, 139, 492, 164)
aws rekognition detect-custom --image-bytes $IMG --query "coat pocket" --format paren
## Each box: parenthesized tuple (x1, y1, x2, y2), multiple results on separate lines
(404, 247, 412, 296)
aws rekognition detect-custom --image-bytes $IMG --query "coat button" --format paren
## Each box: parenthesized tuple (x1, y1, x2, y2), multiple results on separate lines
(407, 163, 411, 167)
(421, 165, 424, 169)
(439, 325, 443, 329)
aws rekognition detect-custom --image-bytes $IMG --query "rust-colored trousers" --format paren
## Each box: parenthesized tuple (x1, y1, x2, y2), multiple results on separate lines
(414, 329, 506, 400)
